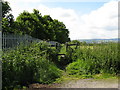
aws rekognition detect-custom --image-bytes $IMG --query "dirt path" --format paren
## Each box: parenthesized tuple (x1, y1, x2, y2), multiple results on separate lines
(54, 78, 118, 88)
(28, 78, 119, 89)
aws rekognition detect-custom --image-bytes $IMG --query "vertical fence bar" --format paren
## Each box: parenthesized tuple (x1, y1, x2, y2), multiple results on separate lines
(0, 32, 1, 89)
(2, 33, 3, 49)
(5, 34, 6, 49)
(5, 34, 7, 49)
(3, 34, 5, 49)
(0, 0, 2, 89)
(3, 33, 4, 49)
(118, 1, 120, 90)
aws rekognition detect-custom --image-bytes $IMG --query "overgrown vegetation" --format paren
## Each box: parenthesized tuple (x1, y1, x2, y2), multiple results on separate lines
(2, 40, 119, 89)
(2, 42, 62, 89)
(54, 41, 119, 84)
(66, 42, 119, 76)
(1, 0, 119, 89)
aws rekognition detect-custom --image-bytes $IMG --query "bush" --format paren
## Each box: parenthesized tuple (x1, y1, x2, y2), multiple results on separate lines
(2, 42, 61, 89)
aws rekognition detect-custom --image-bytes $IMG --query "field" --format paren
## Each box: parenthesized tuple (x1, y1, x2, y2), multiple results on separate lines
(2, 41, 119, 89)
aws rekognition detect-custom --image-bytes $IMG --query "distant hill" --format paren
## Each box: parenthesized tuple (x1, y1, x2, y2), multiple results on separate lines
(77, 38, 119, 43)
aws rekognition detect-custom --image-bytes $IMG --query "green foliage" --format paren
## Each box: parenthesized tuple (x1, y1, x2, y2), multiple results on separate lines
(66, 42, 119, 76)
(15, 9, 70, 43)
(2, 42, 61, 89)
(57, 44, 78, 69)
(1, 0, 16, 34)
(70, 40, 81, 45)
(2, 0, 70, 43)
(66, 59, 99, 75)
(1, 1, 11, 18)
(2, 14, 16, 34)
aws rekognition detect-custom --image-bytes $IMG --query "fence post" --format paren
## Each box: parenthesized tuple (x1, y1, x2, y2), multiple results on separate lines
(56, 43, 58, 49)
(75, 43, 77, 49)
(4, 34, 6, 49)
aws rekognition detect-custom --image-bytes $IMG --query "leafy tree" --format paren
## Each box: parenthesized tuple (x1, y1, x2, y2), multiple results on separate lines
(42, 15, 56, 40)
(1, 0, 70, 43)
(16, 9, 70, 43)
(2, 0, 15, 34)
(1, 0, 11, 18)
(53, 19, 70, 43)
(2, 14, 15, 33)
(16, 10, 46, 39)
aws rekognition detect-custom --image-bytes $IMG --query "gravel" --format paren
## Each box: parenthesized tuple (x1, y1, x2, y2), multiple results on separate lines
(55, 78, 118, 88)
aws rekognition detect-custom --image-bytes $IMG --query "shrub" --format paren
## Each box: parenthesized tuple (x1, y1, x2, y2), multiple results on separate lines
(2, 42, 61, 89)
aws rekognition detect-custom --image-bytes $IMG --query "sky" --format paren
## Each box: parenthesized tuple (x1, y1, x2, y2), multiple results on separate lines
(5, 0, 118, 40)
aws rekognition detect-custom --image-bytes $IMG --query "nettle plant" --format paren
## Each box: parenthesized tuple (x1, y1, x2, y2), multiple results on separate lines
(2, 42, 61, 89)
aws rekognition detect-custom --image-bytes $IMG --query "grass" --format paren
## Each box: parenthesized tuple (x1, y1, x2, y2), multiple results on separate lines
(70, 45, 94, 49)
(54, 72, 118, 84)
(55, 42, 119, 88)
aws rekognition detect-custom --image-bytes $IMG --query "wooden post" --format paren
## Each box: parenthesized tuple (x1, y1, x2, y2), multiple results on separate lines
(75, 42, 79, 49)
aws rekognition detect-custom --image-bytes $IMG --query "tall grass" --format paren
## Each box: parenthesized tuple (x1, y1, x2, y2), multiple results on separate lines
(66, 42, 119, 76)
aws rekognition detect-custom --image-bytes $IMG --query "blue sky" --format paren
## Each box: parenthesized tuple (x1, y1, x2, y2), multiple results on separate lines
(41, 2, 105, 14)
(16, 2, 106, 15)
(6, 0, 118, 40)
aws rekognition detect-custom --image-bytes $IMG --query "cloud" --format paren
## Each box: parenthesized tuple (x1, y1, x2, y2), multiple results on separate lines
(6, 0, 42, 3)
(36, 4, 81, 39)
(6, 0, 117, 3)
(76, 1, 118, 39)
(6, 0, 118, 40)
(38, 1, 118, 40)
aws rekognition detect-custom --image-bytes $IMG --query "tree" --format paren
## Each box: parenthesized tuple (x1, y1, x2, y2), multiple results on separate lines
(42, 16, 70, 43)
(16, 9, 70, 43)
(52, 19, 70, 43)
(16, 10, 46, 39)
(2, 0, 15, 34)
(2, 0, 11, 18)
(1, 0, 70, 43)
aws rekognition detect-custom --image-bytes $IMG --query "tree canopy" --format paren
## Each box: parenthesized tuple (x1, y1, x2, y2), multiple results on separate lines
(2, 0, 15, 34)
(2, 1, 70, 43)
(2, 1, 11, 18)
